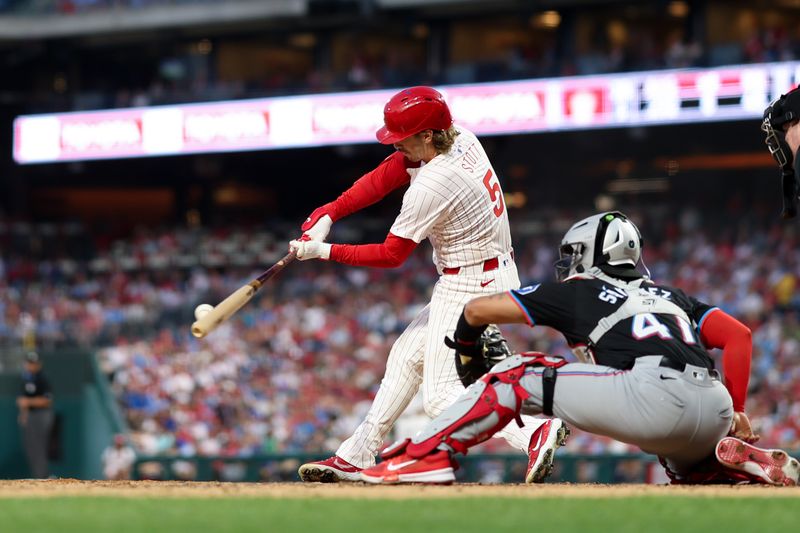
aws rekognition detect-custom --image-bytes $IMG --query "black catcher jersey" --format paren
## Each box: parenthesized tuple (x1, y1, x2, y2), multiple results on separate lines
(508, 275, 717, 370)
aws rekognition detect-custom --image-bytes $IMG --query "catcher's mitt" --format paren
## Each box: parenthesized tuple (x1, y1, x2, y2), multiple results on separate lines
(762, 87, 800, 218)
(445, 324, 514, 387)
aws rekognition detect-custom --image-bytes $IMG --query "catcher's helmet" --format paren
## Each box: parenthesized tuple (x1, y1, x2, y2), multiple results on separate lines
(555, 211, 643, 281)
(376, 86, 453, 144)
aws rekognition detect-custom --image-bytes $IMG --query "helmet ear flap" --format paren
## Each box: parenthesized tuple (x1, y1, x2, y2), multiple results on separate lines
(593, 212, 641, 268)
(593, 212, 618, 266)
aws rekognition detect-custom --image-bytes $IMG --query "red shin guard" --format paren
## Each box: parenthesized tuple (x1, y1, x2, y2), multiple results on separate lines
(386, 354, 567, 461)
(405, 380, 518, 458)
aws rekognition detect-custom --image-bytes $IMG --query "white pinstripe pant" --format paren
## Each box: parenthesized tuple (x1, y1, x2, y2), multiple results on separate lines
(336, 256, 546, 468)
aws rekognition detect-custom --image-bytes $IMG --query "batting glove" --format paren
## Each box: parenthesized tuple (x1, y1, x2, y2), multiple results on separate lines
(303, 213, 333, 242)
(289, 239, 331, 261)
(301, 206, 334, 240)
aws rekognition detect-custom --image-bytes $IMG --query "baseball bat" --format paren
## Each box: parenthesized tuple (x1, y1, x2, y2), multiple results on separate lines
(191, 250, 296, 338)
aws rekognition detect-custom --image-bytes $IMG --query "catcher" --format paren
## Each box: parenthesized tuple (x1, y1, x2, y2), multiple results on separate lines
(762, 85, 800, 218)
(361, 211, 800, 485)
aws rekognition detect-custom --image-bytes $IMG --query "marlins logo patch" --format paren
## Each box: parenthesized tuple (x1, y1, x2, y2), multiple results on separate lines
(517, 284, 541, 295)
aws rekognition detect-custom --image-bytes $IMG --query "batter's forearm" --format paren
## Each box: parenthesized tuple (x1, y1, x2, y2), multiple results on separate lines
(328, 178, 383, 220)
(329, 233, 417, 267)
(327, 152, 414, 221)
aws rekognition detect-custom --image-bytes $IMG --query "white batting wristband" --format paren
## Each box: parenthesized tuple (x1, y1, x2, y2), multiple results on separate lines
(316, 241, 332, 260)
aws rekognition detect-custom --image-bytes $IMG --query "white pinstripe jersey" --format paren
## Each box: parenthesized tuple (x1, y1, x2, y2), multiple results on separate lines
(389, 126, 513, 271)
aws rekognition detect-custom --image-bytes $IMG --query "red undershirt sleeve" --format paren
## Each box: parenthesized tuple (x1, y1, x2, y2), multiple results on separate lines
(326, 152, 417, 221)
(698, 309, 752, 412)
(329, 233, 418, 268)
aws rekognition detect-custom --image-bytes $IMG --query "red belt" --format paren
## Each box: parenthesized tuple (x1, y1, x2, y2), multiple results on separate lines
(442, 252, 513, 275)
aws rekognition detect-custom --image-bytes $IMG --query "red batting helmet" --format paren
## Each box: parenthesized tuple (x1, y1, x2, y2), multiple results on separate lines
(376, 86, 453, 145)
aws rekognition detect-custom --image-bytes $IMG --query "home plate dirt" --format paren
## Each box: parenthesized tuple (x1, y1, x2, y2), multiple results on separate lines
(0, 480, 798, 499)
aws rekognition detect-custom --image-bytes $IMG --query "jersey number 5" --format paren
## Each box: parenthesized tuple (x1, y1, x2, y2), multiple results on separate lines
(482, 169, 505, 217)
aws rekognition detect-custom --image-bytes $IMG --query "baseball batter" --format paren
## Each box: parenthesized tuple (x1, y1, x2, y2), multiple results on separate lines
(290, 87, 567, 483)
(361, 212, 800, 486)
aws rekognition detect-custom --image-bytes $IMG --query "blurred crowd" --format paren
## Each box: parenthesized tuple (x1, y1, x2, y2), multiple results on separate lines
(85, 26, 800, 111)
(1, 207, 800, 463)
(4, 1, 799, 111)
(0, 0, 217, 13)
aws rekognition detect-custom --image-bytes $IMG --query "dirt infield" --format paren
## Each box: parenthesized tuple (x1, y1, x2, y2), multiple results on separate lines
(0, 479, 798, 499)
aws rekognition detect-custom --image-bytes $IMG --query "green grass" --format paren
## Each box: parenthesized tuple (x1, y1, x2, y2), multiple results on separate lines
(0, 497, 795, 533)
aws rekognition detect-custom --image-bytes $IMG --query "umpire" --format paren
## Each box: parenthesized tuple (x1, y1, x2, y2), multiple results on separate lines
(16, 351, 54, 478)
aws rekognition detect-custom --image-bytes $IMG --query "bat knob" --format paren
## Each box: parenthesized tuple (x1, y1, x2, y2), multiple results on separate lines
(191, 323, 207, 338)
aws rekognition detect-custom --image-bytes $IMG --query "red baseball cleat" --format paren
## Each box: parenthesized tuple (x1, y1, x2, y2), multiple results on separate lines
(716, 437, 800, 486)
(298, 456, 363, 483)
(361, 450, 457, 484)
(525, 418, 570, 484)
(658, 454, 755, 485)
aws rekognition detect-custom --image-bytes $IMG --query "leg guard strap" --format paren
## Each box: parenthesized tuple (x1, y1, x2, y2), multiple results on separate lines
(488, 352, 566, 421)
(542, 366, 558, 416)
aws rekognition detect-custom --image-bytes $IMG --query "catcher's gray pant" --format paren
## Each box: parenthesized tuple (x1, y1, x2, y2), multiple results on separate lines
(431, 355, 733, 475)
(336, 255, 547, 468)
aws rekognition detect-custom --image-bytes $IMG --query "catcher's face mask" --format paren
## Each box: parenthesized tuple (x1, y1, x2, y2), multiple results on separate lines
(761, 114, 791, 169)
(763, 87, 800, 159)
(555, 242, 585, 282)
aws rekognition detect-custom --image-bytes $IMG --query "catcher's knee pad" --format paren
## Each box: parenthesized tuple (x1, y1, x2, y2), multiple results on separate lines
(406, 380, 517, 458)
(487, 353, 567, 417)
